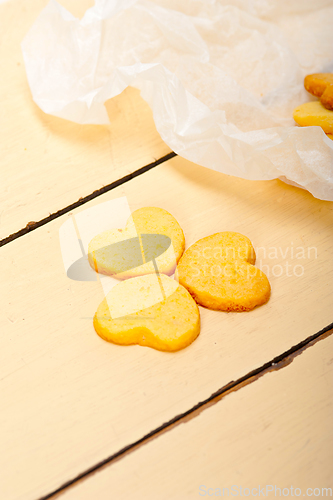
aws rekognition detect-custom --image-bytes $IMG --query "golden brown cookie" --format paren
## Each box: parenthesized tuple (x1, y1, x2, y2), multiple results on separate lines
(293, 101, 333, 133)
(176, 232, 270, 312)
(88, 207, 185, 279)
(304, 73, 333, 110)
(94, 274, 200, 352)
(321, 86, 333, 111)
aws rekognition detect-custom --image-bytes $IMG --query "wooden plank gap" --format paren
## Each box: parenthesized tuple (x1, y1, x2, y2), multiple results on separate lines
(0, 151, 177, 248)
(44, 323, 333, 500)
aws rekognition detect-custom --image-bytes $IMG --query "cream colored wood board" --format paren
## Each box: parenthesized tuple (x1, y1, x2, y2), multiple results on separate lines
(0, 0, 171, 241)
(59, 333, 333, 500)
(0, 156, 332, 500)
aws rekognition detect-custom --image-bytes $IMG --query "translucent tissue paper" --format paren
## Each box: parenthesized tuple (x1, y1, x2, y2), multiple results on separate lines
(22, 0, 333, 200)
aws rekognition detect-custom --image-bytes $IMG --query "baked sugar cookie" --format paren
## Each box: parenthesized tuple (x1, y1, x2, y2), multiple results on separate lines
(293, 101, 333, 134)
(94, 274, 200, 352)
(320, 86, 333, 111)
(304, 73, 333, 110)
(88, 207, 185, 279)
(176, 232, 270, 312)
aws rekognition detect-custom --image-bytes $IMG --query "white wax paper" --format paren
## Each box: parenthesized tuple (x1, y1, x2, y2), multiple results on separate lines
(22, 0, 333, 200)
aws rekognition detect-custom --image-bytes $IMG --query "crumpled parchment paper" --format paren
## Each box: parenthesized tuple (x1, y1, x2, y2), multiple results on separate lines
(22, 0, 333, 200)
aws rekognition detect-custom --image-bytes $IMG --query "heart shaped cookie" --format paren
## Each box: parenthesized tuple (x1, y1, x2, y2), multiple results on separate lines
(88, 207, 185, 279)
(94, 274, 200, 352)
(304, 73, 333, 111)
(176, 232, 270, 311)
(293, 101, 333, 134)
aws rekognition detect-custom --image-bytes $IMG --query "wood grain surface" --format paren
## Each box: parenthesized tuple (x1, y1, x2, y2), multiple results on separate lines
(0, 156, 332, 500)
(0, 0, 171, 241)
(58, 332, 333, 500)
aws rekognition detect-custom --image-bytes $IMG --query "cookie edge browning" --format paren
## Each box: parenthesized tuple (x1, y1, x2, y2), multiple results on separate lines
(181, 263, 271, 311)
(176, 232, 271, 312)
(320, 85, 333, 111)
(93, 277, 200, 352)
(304, 74, 332, 97)
(178, 261, 271, 312)
(303, 73, 333, 112)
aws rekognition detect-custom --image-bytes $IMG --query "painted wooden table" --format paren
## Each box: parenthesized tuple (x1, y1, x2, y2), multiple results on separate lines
(1, 1, 332, 500)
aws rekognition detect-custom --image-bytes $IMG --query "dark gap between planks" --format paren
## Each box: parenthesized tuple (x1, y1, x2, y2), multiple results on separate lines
(0, 152, 177, 248)
(42, 322, 333, 500)
(4, 148, 331, 497)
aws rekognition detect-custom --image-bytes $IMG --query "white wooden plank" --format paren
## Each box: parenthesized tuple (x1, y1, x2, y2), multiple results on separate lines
(0, 0, 171, 240)
(0, 156, 332, 500)
(59, 333, 333, 500)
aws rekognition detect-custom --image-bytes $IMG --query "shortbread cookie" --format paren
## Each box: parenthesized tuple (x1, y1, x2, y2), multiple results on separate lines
(320, 86, 333, 111)
(327, 133, 333, 141)
(304, 73, 333, 110)
(94, 274, 200, 352)
(293, 101, 333, 133)
(176, 232, 270, 312)
(88, 207, 185, 279)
